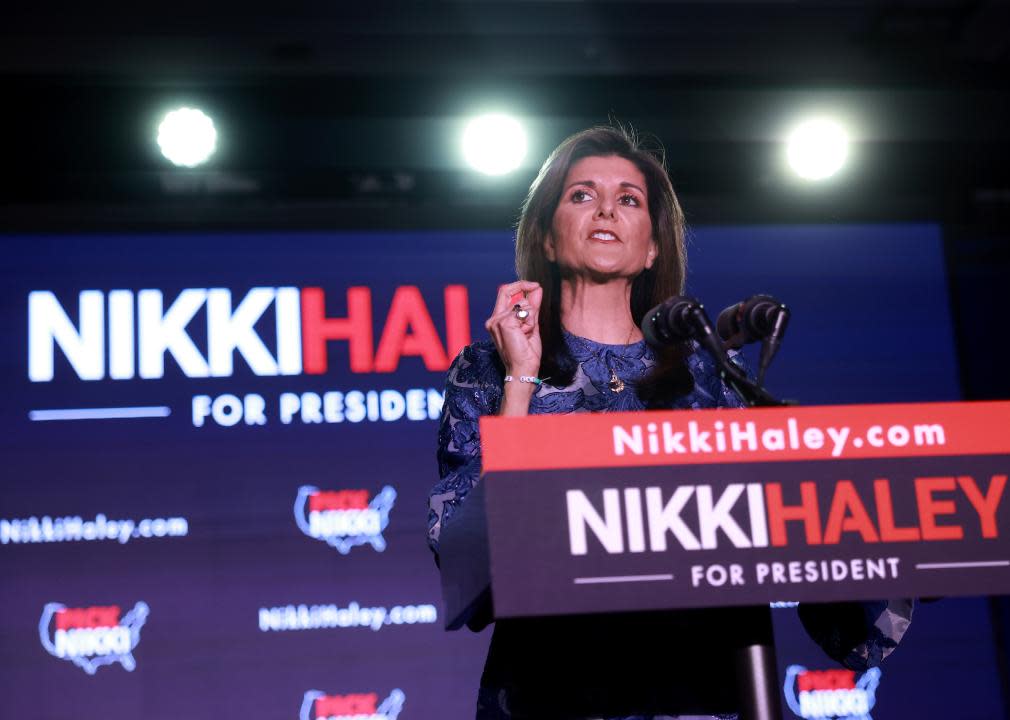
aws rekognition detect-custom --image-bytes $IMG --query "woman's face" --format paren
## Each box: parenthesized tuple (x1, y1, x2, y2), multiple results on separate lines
(546, 154, 656, 280)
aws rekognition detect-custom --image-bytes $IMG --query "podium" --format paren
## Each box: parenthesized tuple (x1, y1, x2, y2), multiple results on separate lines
(439, 400, 1010, 718)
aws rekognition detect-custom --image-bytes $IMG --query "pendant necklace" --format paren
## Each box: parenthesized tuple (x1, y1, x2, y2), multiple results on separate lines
(607, 326, 636, 394)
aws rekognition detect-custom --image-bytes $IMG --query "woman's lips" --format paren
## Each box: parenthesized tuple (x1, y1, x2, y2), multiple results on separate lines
(589, 230, 621, 243)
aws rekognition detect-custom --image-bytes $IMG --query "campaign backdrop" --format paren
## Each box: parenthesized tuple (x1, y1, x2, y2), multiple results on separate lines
(0, 224, 1001, 720)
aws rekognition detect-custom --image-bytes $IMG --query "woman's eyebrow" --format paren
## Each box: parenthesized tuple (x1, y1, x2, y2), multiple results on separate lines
(620, 181, 646, 195)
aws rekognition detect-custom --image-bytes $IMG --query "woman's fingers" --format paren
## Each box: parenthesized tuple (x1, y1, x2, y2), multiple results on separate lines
(486, 280, 543, 375)
(488, 280, 540, 333)
(492, 280, 541, 316)
(486, 309, 525, 333)
(487, 309, 535, 357)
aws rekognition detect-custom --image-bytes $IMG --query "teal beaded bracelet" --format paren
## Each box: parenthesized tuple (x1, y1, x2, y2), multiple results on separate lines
(503, 375, 543, 386)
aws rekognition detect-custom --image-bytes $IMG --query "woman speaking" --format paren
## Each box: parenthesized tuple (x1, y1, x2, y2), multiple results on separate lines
(428, 126, 911, 720)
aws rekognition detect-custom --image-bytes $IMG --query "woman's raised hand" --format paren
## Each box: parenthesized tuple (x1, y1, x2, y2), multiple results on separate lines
(485, 280, 543, 380)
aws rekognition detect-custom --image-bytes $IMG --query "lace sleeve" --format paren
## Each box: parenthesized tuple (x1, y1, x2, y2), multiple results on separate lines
(682, 345, 750, 409)
(798, 599, 915, 671)
(427, 342, 503, 557)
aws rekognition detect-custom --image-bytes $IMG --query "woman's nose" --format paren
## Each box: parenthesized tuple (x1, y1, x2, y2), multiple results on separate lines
(595, 199, 615, 218)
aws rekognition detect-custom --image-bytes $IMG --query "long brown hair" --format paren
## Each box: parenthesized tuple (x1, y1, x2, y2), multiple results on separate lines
(515, 125, 693, 404)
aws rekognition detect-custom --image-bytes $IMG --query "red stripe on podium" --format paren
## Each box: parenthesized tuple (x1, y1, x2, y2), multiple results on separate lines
(480, 400, 1010, 472)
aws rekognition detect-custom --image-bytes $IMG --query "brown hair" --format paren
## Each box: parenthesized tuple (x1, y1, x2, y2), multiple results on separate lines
(515, 124, 693, 404)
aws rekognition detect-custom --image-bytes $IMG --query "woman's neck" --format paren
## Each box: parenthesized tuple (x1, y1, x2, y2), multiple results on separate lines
(559, 277, 643, 344)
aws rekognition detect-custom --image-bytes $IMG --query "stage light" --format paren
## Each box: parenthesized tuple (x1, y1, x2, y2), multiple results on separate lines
(157, 107, 217, 168)
(462, 114, 527, 176)
(786, 117, 849, 181)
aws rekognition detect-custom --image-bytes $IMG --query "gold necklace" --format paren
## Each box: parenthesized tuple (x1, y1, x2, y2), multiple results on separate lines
(607, 326, 637, 393)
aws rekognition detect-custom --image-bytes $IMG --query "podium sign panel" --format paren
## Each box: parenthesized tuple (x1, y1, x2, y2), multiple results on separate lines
(440, 401, 1010, 628)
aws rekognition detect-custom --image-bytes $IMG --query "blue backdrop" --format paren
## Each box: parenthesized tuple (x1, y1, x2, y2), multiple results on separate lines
(0, 224, 998, 719)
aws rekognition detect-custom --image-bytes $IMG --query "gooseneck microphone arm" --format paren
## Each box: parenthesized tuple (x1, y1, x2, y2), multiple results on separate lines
(757, 304, 790, 385)
(642, 296, 787, 407)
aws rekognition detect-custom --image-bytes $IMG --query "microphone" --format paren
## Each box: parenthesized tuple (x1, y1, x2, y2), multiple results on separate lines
(716, 295, 790, 383)
(641, 295, 726, 364)
(717, 294, 788, 348)
(641, 294, 789, 407)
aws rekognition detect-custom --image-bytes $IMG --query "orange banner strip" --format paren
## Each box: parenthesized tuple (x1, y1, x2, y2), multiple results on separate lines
(480, 400, 1010, 473)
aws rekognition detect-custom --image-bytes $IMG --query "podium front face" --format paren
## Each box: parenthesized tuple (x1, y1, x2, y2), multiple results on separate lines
(439, 401, 1010, 630)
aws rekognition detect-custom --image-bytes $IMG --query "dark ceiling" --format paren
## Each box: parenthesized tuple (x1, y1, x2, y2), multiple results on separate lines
(2, 0, 1008, 229)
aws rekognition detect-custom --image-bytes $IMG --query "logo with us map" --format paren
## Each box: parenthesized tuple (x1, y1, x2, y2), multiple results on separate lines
(39, 601, 149, 674)
(784, 665, 881, 720)
(295, 485, 396, 554)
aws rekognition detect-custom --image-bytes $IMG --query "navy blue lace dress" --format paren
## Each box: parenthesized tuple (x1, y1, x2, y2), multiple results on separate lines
(429, 331, 912, 720)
